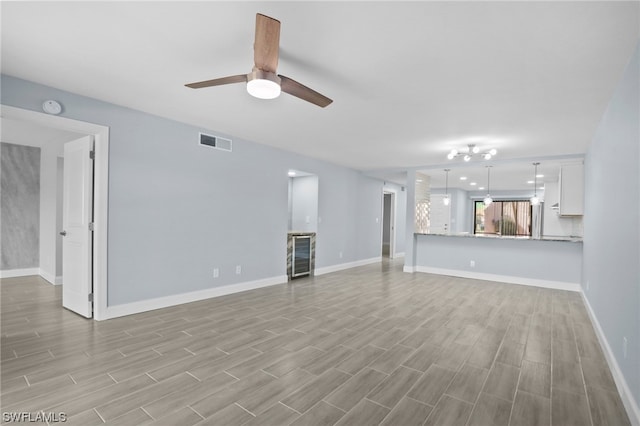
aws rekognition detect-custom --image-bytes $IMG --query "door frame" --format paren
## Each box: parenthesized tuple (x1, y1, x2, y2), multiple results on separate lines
(382, 187, 397, 259)
(1, 105, 109, 320)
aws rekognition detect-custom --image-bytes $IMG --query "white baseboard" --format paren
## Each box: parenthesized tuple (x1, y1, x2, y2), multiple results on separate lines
(413, 266, 581, 292)
(581, 292, 640, 426)
(393, 252, 405, 259)
(0, 268, 40, 279)
(403, 265, 416, 273)
(100, 275, 288, 320)
(314, 257, 381, 276)
(39, 269, 62, 285)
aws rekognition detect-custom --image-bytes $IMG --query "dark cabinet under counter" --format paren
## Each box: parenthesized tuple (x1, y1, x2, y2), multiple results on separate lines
(287, 232, 316, 280)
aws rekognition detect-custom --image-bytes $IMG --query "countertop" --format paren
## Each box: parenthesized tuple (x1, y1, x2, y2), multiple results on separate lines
(416, 232, 583, 243)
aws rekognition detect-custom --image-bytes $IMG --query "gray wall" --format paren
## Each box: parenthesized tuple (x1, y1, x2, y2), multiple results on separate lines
(1, 142, 40, 269)
(356, 173, 384, 260)
(583, 41, 639, 407)
(1, 75, 384, 305)
(290, 175, 318, 233)
(452, 188, 470, 234)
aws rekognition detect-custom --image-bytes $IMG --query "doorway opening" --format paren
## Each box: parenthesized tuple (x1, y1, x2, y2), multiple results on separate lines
(382, 190, 396, 258)
(1, 105, 109, 320)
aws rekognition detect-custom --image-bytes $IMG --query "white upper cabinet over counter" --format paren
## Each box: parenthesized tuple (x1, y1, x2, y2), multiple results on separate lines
(559, 163, 584, 216)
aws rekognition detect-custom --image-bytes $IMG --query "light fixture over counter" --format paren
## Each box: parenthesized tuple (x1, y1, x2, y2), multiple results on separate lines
(443, 169, 451, 206)
(483, 166, 493, 206)
(530, 162, 541, 206)
(447, 144, 497, 162)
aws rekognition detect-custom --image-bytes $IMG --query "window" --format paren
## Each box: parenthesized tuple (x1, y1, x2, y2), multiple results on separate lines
(474, 200, 532, 236)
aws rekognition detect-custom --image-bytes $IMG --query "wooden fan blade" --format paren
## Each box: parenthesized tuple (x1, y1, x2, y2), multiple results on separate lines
(185, 74, 247, 89)
(279, 75, 333, 108)
(254, 13, 281, 73)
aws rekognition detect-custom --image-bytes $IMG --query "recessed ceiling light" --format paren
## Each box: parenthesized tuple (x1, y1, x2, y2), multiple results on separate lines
(470, 182, 477, 186)
(536, 174, 544, 178)
(460, 176, 467, 181)
(288, 171, 296, 176)
(527, 180, 534, 184)
(479, 186, 485, 190)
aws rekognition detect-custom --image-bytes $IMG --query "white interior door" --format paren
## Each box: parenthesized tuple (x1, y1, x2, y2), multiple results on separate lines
(62, 135, 94, 317)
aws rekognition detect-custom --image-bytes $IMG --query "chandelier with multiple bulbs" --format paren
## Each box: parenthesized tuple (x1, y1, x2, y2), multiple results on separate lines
(447, 144, 497, 161)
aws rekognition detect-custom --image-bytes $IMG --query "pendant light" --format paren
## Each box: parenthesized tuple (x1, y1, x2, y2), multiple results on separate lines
(443, 169, 451, 206)
(483, 166, 493, 206)
(530, 162, 541, 206)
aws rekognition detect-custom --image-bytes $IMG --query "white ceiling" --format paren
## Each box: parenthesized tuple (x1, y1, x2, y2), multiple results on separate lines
(2, 1, 638, 177)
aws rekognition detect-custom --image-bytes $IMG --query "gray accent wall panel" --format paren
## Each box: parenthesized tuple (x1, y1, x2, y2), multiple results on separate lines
(1, 142, 40, 269)
(583, 41, 639, 408)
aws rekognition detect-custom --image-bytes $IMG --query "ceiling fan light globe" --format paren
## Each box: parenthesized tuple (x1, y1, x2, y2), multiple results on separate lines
(489, 149, 497, 156)
(483, 153, 492, 160)
(472, 145, 480, 154)
(247, 69, 282, 99)
(447, 153, 455, 160)
(463, 154, 471, 162)
(484, 196, 493, 206)
(247, 78, 281, 99)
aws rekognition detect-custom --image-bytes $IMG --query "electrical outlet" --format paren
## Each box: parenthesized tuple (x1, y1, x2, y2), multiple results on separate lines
(213, 268, 219, 278)
(235, 265, 241, 275)
(623, 337, 628, 359)
(470, 260, 475, 268)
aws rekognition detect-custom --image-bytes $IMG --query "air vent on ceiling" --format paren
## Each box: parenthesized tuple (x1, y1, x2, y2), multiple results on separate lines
(199, 132, 232, 152)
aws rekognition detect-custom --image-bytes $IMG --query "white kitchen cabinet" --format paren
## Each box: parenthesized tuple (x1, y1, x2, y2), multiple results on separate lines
(558, 163, 584, 216)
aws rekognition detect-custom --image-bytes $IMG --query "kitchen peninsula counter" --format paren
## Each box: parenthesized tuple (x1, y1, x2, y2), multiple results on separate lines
(417, 232, 583, 243)
(408, 233, 583, 291)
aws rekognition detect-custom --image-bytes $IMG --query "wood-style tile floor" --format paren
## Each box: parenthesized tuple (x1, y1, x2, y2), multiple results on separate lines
(1, 259, 631, 425)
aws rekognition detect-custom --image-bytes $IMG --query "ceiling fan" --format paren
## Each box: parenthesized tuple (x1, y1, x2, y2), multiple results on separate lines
(185, 13, 333, 108)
